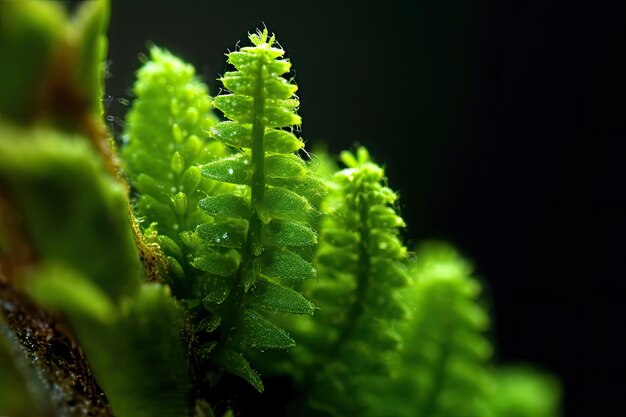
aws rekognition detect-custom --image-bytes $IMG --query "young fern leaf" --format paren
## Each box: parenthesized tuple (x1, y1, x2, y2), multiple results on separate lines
(280, 147, 411, 415)
(193, 28, 322, 392)
(121, 46, 231, 293)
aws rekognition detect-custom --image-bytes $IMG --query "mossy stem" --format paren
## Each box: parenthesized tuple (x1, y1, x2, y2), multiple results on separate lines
(219, 59, 266, 349)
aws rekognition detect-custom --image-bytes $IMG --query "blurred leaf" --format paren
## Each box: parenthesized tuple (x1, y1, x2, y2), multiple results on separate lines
(53, 283, 189, 417)
(25, 262, 116, 324)
(0, 0, 65, 123)
(0, 124, 143, 301)
(485, 366, 561, 417)
(72, 0, 110, 115)
(0, 0, 110, 123)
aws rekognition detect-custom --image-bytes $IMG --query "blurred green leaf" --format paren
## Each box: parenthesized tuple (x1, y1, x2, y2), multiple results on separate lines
(0, 0, 65, 123)
(25, 273, 190, 417)
(25, 262, 116, 324)
(72, 0, 110, 115)
(0, 123, 142, 302)
(485, 366, 561, 417)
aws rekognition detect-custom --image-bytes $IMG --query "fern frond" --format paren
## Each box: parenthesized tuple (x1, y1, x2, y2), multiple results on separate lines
(365, 243, 493, 417)
(121, 46, 232, 293)
(280, 147, 411, 415)
(190, 28, 324, 392)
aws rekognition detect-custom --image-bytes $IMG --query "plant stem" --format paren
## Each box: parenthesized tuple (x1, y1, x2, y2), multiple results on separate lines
(219, 59, 266, 348)
(329, 188, 370, 356)
(420, 320, 452, 416)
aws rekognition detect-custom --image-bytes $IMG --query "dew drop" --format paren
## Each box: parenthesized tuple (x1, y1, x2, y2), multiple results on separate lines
(227, 168, 234, 175)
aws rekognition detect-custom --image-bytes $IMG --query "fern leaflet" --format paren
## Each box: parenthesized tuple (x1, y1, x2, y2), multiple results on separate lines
(192, 28, 323, 392)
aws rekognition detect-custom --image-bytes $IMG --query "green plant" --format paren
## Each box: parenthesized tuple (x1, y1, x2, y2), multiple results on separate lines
(265, 147, 412, 415)
(0, 1, 560, 416)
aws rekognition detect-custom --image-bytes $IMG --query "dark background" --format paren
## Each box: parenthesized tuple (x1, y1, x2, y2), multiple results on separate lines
(104, 1, 625, 415)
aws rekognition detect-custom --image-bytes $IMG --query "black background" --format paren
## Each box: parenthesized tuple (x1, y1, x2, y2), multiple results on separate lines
(104, 1, 625, 416)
